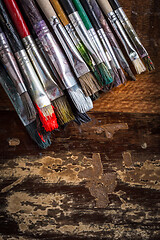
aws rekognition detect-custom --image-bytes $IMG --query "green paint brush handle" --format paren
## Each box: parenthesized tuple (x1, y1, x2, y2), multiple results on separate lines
(72, 0, 92, 30)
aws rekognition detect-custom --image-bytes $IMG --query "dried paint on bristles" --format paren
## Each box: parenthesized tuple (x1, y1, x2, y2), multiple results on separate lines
(35, 104, 58, 132)
(143, 55, 155, 72)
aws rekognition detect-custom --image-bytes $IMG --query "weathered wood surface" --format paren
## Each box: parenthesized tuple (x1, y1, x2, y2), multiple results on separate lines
(0, 0, 160, 239)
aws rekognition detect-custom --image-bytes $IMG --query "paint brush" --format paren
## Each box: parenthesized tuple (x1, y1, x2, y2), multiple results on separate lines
(35, 0, 100, 97)
(97, 0, 146, 75)
(0, 26, 35, 121)
(0, 63, 52, 149)
(1, 0, 58, 132)
(89, 0, 135, 81)
(79, 0, 123, 86)
(59, 0, 113, 87)
(82, 0, 126, 85)
(49, 0, 102, 86)
(18, 0, 93, 114)
(71, 0, 114, 86)
(108, 0, 155, 71)
(3, 0, 74, 127)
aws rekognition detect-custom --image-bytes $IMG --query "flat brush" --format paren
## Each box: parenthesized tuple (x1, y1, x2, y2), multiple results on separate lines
(84, 0, 126, 85)
(59, 0, 113, 87)
(97, 0, 146, 75)
(1, 0, 58, 132)
(4, 0, 74, 126)
(36, 0, 100, 97)
(108, 0, 155, 71)
(79, 0, 123, 86)
(50, 0, 102, 86)
(0, 64, 51, 149)
(18, 0, 93, 114)
(89, 0, 135, 81)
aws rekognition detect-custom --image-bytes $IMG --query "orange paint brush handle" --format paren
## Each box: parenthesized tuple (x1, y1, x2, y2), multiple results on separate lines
(50, 0, 70, 26)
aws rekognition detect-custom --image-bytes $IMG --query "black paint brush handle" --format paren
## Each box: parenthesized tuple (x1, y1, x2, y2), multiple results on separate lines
(0, 0, 24, 53)
(108, 0, 120, 10)
(59, 0, 76, 15)
(80, 0, 101, 31)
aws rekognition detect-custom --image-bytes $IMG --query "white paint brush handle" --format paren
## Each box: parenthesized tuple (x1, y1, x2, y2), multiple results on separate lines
(97, 0, 113, 14)
(35, 0, 56, 19)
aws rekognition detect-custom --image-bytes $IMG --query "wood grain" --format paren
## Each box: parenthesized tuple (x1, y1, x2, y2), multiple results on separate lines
(0, 0, 160, 239)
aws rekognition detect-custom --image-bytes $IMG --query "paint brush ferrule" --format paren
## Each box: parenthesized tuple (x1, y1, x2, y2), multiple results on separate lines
(115, 7, 148, 58)
(22, 35, 63, 101)
(97, 28, 120, 69)
(107, 11, 139, 62)
(33, 20, 77, 89)
(0, 32, 27, 95)
(68, 11, 102, 65)
(50, 16, 89, 77)
(15, 49, 51, 108)
(65, 23, 81, 46)
(87, 28, 111, 69)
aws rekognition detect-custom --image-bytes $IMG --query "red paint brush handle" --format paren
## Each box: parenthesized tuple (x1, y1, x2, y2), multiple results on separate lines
(3, 0, 30, 39)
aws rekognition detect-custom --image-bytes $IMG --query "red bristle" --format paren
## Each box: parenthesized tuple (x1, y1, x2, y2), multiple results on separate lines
(35, 104, 58, 132)
(38, 132, 45, 142)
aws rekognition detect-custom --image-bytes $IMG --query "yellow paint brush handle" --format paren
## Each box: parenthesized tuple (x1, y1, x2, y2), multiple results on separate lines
(50, 0, 70, 26)
(35, 0, 56, 20)
(97, 0, 113, 14)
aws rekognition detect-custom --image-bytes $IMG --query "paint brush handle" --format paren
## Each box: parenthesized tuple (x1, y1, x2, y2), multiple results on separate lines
(36, 0, 57, 19)
(79, 0, 101, 31)
(50, 0, 70, 26)
(0, 0, 24, 52)
(0, 28, 27, 95)
(108, 0, 120, 10)
(58, 0, 76, 16)
(3, 0, 30, 39)
(72, 0, 93, 30)
(97, 0, 113, 14)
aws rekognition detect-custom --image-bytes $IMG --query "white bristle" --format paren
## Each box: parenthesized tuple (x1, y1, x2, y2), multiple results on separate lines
(133, 58, 146, 74)
(68, 84, 93, 113)
(41, 105, 54, 119)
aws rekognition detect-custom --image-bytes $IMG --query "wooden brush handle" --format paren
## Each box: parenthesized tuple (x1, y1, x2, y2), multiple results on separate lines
(108, 0, 120, 10)
(72, 0, 92, 30)
(50, 0, 70, 26)
(3, 0, 30, 39)
(80, 0, 101, 31)
(36, 0, 56, 20)
(97, 0, 113, 14)
(0, 0, 24, 52)
(18, 0, 42, 26)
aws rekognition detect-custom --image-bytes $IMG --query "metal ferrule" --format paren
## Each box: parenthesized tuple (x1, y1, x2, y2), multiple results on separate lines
(15, 49, 51, 108)
(50, 16, 89, 78)
(0, 32, 27, 95)
(108, 11, 139, 62)
(115, 8, 148, 58)
(34, 20, 77, 89)
(22, 35, 63, 101)
(97, 28, 121, 69)
(65, 23, 81, 47)
(68, 11, 102, 65)
(88, 28, 111, 70)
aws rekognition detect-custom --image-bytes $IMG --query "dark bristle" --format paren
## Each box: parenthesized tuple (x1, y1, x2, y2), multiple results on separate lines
(26, 120, 51, 149)
(143, 55, 155, 72)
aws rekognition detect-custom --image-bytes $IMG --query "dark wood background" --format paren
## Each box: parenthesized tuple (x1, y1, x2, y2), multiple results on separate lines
(0, 0, 160, 239)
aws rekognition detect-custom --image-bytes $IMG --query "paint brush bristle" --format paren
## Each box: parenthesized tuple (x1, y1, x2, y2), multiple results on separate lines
(26, 120, 51, 149)
(143, 56, 155, 72)
(117, 68, 126, 84)
(20, 92, 36, 120)
(110, 61, 122, 87)
(67, 84, 93, 113)
(79, 72, 100, 96)
(36, 104, 58, 132)
(52, 95, 75, 125)
(98, 62, 113, 86)
(132, 58, 146, 75)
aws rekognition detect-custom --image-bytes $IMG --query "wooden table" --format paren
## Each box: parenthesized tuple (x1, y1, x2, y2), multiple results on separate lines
(0, 0, 160, 239)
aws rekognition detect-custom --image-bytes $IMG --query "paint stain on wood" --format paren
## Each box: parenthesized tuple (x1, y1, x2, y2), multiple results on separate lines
(8, 138, 20, 146)
(93, 123, 129, 139)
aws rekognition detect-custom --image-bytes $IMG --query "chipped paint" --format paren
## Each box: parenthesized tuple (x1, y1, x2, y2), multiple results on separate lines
(93, 123, 128, 139)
